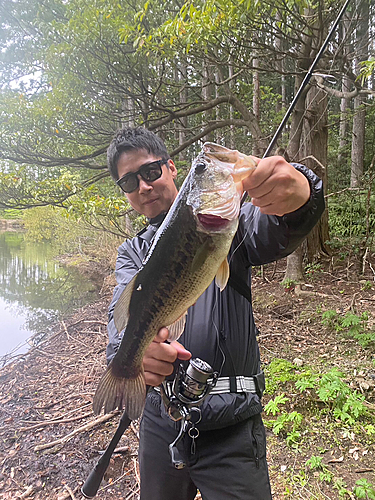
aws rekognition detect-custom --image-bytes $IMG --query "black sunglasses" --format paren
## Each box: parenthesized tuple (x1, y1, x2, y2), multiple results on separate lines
(116, 158, 169, 193)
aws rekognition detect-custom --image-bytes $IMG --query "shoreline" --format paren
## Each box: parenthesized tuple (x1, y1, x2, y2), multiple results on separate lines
(0, 256, 374, 499)
(0, 219, 24, 232)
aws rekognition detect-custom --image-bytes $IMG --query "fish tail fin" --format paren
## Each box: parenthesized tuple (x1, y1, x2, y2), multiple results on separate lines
(93, 364, 146, 420)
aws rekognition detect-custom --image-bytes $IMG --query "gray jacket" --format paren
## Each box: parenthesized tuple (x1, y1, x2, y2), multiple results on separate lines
(106, 164, 325, 429)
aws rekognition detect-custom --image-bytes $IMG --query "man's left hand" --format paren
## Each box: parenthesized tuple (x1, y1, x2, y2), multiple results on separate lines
(242, 156, 311, 216)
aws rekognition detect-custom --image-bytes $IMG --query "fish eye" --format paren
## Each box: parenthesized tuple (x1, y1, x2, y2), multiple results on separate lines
(195, 162, 206, 174)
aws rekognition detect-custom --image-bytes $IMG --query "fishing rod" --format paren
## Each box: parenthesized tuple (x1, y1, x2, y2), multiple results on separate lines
(241, 0, 351, 205)
(81, 410, 132, 498)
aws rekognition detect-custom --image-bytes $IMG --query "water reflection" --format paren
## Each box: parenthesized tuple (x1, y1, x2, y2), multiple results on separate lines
(0, 231, 99, 357)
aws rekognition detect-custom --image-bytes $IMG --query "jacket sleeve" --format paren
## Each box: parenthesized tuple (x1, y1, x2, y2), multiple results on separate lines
(236, 163, 325, 267)
(106, 240, 142, 364)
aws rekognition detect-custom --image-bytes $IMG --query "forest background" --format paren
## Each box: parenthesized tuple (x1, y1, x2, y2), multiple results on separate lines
(0, 1, 375, 499)
(0, 0, 374, 275)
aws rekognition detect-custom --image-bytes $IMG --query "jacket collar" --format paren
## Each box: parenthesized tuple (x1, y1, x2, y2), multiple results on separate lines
(137, 211, 167, 241)
(148, 211, 168, 226)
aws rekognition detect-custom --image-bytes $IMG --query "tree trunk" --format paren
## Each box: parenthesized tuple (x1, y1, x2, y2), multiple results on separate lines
(228, 55, 234, 149)
(202, 62, 215, 143)
(285, 7, 331, 283)
(301, 85, 330, 260)
(338, 12, 351, 170)
(177, 63, 188, 162)
(350, 0, 369, 187)
(285, 246, 304, 281)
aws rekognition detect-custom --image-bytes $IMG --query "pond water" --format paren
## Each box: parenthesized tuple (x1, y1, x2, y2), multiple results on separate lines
(0, 230, 99, 359)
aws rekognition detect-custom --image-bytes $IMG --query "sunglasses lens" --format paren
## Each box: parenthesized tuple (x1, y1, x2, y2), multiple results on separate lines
(119, 175, 138, 193)
(117, 159, 167, 193)
(141, 162, 163, 182)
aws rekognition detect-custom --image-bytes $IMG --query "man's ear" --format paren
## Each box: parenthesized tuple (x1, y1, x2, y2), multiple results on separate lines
(167, 159, 178, 179)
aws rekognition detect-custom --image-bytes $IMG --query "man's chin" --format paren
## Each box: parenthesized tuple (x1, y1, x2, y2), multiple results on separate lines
(143, 202, 162, 219)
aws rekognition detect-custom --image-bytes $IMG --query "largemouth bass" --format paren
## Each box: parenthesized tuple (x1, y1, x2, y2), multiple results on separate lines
(93, 143, 257, 419)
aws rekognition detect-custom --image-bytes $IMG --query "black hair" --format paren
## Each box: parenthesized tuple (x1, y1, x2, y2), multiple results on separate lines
(107, 127, 169, 180)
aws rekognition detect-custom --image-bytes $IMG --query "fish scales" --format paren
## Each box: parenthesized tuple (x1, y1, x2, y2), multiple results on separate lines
(93, 143, 257, 419)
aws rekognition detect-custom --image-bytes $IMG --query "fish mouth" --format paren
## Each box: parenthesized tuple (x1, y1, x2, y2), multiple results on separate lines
(197, 213, 231, 231)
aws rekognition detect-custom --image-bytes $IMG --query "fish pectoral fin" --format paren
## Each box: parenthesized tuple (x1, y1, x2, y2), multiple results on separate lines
(92, 362, 146, 420)
(113, 274, 138, 333)
(167, 311, 188, 341)
(215, 258, 230, 291)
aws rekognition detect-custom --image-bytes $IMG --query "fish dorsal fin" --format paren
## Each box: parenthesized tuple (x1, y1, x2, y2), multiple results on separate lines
(167, 311, 188, 341)
(215, 259, 230, 291)
(113, 274, 137, 333)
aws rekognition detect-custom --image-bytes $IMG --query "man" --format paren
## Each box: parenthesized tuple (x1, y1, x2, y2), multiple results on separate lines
(106, 127, 325, 500)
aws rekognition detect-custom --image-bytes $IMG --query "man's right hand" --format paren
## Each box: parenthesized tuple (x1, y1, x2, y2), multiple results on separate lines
(143, 328, 192, 386)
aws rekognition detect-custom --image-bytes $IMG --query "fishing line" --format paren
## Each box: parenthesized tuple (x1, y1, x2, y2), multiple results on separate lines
(211, 285, 226, 376)
(227, 209, 257, 267)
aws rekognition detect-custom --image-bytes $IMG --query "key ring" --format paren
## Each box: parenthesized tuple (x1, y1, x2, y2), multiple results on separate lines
(188, 426, 200, 439)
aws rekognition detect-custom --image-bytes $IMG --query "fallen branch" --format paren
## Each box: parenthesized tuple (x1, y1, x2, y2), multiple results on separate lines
(131, 422, 140, 440)
(34, 392, 92, 410)
(20, 411, 93, 431)
(34, 411, 120, 452)
(64, 484, 77, 500)
(19, 485, 35, 498)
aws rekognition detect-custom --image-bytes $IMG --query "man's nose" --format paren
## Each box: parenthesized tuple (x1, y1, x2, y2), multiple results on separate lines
(138, 176, 153, 193)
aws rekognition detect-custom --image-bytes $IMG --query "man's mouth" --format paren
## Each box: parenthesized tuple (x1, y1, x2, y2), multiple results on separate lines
(144, 198, 159, 205)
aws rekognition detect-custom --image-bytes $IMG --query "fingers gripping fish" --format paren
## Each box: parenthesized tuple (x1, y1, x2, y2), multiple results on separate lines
(92, 143, 257, 419)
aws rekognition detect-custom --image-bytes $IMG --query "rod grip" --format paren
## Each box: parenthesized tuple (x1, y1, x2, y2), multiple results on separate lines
(81, 411, 132, 498)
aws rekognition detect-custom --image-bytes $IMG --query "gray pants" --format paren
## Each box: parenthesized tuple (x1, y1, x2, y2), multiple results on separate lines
(138, 395, 272, 500)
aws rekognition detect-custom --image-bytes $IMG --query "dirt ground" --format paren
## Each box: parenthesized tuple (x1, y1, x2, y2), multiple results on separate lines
(0, 255, 374, 500)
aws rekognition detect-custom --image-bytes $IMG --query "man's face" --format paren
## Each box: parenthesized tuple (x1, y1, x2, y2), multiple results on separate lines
(117, 149, 178, 219)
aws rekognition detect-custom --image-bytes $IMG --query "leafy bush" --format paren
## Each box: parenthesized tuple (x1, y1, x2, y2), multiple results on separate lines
(353, 478, 375, 499)
(327, 190, 375, 246)
(321, 310, 375, 349)
(295, 367, 368, 425)
(22, 205, 122, 267)
(264, 359, 372, 442)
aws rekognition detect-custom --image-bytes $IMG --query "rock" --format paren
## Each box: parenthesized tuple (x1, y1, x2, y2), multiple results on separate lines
(293, 358, 304, 367)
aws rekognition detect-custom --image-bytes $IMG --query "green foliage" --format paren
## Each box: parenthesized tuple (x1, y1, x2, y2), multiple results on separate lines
(280, 278, 296, 290)
(305, 455, 323, 470)
(264, 393, 289, 415)
(305, 262, 322, 279)
(22, 204, 124, 271)
(305, 455, 333, 483)
(264, 393, 303, 447)
(65, 183, 144, 238)
(264, 358, 298, 395)
(273, 412, 303, 447)
(359, 58, 375, 85)
(23, 205, 99, 255)
(321, 309, 375, 350)
(321, 309, 339, 328)
(365, 424, 375, 436)
(327, 191, 375, 243)
(333, 478, 352, 498)
(0, 208, 23, 219)
(295, 367, 369, 425)
(361, 281, 373, 291)
(353, 479, 375, 499)
(23, 206, 61, 243)
(265, 358, 372, 439)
